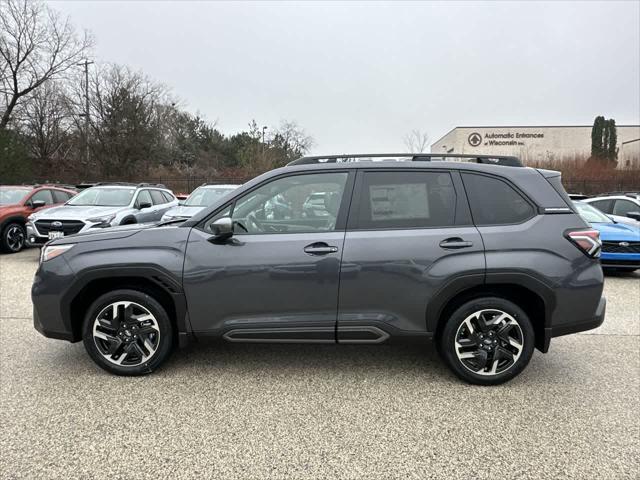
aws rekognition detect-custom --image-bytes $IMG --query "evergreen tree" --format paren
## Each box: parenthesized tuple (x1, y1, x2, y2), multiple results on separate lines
(591, 116, 604, 158)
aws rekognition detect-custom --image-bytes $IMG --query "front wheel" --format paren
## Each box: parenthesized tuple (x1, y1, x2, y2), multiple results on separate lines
(439, 297, 535, 385)
(0, 222, 26, 253)
(82, 289, 174, 376)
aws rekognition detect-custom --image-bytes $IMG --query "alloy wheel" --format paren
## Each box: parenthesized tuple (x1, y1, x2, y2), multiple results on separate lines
(92, 301, 161, 367)
(6, 225, 25, 252)
(454, 309, 524, 376)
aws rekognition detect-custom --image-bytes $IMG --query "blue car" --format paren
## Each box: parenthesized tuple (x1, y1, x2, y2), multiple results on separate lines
(574, 201, 640, 271)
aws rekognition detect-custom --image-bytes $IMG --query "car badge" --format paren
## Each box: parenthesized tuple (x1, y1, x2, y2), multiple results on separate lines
(619, 242, 630, 247)
(52, 221, 63, 228)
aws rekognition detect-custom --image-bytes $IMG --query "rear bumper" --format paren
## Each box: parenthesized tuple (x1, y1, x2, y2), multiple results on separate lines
(541, 296, 606, 351)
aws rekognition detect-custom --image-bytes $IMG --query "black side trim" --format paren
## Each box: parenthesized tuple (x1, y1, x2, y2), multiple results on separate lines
(337, 326, 390, 344)
(222, 327, 335, 343)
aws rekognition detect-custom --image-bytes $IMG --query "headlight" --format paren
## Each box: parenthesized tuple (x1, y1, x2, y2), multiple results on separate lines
(40, 244, 74, 263)
(87, 214, 116, 226)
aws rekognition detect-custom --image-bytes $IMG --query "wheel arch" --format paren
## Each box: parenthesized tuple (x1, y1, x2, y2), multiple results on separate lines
(64, 268, 190, 344)
(429, 274, 555, 352)
(0, 215, 27, 231)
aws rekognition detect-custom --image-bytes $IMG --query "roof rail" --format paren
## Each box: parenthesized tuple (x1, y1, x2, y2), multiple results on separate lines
(137, 182, 167, 189)
(287, 153, 523, 167)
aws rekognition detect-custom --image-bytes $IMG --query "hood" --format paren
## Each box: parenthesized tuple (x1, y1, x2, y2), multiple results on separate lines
(591, 222, 640, 242)
(31, 204, 124, 220)
(0, 203, 24, 215)
(50, 222, 153, 245)
(163, 205, 204, 218)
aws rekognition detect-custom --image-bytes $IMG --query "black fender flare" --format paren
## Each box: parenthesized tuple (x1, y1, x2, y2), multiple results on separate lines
(426, 271, 556, 333)
(0, 215, 27, 233)
(61, 265, 191, 340)
(119, 215, 137, 225)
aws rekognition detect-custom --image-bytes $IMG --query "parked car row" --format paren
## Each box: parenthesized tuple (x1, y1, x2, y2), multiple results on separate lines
(0, 182, 241, 253)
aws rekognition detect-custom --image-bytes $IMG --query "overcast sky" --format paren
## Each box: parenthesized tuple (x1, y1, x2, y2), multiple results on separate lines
(50, 0, 640, 153)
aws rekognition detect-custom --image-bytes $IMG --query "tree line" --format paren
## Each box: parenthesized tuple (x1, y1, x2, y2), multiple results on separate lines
(1, 0, 313, 183)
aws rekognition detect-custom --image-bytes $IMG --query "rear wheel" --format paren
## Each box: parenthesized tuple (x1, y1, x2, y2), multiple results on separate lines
(82, 289, 174, 375)
(439, 297, 535, 385)
(0, 222, 26, 253)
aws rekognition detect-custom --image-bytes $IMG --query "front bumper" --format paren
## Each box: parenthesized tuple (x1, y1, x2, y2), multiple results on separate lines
(600, 252, 640, 269)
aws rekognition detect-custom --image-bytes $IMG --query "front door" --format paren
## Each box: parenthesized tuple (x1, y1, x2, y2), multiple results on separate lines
(184, 170, 353, 342)
(337, 169, 485, 342)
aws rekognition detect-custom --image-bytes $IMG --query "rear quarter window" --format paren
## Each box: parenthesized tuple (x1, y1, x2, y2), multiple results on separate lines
(461, 173, 535, 226)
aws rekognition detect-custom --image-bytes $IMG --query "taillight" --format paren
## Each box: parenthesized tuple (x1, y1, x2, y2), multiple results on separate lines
(566, 229, 601, 258)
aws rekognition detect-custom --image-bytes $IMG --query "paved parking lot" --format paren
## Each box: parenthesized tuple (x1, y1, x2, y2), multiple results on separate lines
(1, 248, 639, 479)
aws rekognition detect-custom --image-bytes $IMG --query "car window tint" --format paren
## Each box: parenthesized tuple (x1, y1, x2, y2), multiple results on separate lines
(589, 199, 613, 213)
(355, 171, 456, 229)
(136, 190, 152, 207)
(161, 191, 174, 203)
(30, 189, 54, 205)
(150, 190, 166, 205)
(613, 199, 639, 216)
(52, 190, 73, 203)
(462, 173, 534, 225)
(230, 172, 348, 234)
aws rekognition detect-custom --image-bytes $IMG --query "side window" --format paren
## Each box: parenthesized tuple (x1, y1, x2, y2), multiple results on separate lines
(52, 190, 73, 203)
(136, 190, 152, 207)
(226, 172, 348, 234)
(612, 199, 639, 216)
(30, 189, 54, 205)
(589, 199, 613, 213)
(355, 171, 456, 229)
(462, 173, 534, 225)
(161, 191, 175, 203)
(150, 190, 166, 205)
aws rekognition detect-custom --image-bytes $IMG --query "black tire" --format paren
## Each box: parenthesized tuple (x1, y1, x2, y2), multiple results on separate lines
(0, 222, 26, 253)
(439, 297, 535, 386)
(82, 289, 174, 376)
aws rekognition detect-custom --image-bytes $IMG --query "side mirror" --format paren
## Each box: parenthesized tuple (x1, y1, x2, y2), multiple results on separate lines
(626, 211, 640, 221)
(209, 217, 233, 242)
(138, 202, 152, 210)
(31, 200, 46, 209)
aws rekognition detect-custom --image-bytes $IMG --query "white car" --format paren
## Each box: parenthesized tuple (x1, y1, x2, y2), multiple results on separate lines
(583, 194, 640, 226)
(26, 183, 178, 245)
(161, 184, 240, 221)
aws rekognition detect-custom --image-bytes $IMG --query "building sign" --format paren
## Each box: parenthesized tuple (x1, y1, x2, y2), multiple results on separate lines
(468, 131, 545, 147)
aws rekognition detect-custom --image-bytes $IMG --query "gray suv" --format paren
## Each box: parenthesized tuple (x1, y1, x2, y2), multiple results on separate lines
(31, 154, 606, 385)
(26, 183, 178, 244)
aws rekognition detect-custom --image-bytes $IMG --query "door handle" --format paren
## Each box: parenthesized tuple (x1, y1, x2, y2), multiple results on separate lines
(439, 237, 473, 249)
(304, 242, 339, 255)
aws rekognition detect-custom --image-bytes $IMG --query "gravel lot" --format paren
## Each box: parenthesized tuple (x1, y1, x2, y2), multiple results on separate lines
(1, 248, 639, 479)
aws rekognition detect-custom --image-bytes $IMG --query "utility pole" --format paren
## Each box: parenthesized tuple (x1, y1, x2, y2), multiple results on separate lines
(77, 59, 94, 165)
(262, 126, 268, 155)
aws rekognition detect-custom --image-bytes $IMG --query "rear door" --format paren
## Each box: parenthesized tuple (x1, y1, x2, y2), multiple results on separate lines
(337, 169, 485, 342)
(149, 189, 171, 220)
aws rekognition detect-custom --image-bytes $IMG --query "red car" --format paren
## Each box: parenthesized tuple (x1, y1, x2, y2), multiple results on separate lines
(0, 185, 77, 253)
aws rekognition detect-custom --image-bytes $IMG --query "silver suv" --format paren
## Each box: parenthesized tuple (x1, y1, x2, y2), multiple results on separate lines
(26, 183, 177, 245)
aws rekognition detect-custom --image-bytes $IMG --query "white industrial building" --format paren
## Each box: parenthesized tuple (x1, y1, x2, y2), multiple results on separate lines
(431, 125, 640, 169)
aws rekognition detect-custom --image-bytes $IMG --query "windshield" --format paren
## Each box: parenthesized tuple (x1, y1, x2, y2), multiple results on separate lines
(0, 188, 30, 205)
(185, 186, 236, 207)
(574, 201, 612, 224)
(68, 187, 135, 207)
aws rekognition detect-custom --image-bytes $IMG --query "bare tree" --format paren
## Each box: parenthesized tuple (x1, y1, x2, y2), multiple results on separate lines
(270, 120, 314, 158)
(19, 80, 74, 169)
(403, 129, 429, 153)
(0, 0, 92, 129)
